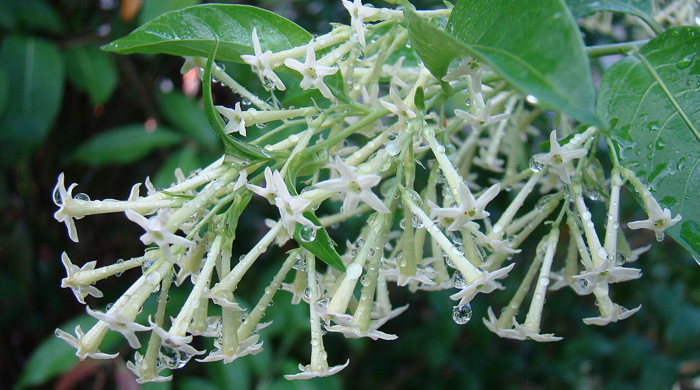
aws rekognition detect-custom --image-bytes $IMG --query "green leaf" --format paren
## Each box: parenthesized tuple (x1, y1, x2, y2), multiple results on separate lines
(65, 44, 118, 104)
(16, 314, 122, 388)
(405, 1, 601, 126)
(293, 211, 346, 272)
(597, 26, 700, 259)
(6, 0, 65, 35)
(156, 90, 219, 151)
(139, 0, 201, 25)
(73, 124, 183, 165)
(564, 0, 660, 33)
(0, 35, 64, 166)
(201, 46, 287, 162)
(103, 4, 312, 63)
(565, 0, 652, 17)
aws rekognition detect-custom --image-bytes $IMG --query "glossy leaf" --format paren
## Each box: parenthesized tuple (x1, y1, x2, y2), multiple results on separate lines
(0, 35, 64, 166)
(565, 0, 660, 32)
(65, 45, 118, 104)
(294, 211, 346, 272)
(103, 4, 312, 63)
(16, 314, 121, 389)
(156, 90, 219, 151)
(597, 26, 700, 259)
(74, 124, 183, 165)
(405, 0, 601, 126)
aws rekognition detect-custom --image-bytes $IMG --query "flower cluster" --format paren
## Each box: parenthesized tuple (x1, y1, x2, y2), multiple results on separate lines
(54, 1, 682, 383)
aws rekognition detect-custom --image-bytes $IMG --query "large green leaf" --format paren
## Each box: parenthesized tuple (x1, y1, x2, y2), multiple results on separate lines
(65, 44, 118, 104)
(405, 0, 601, 126)
(74, 124, 183, 165)
(564, 0, 660, 32)
(0, 35, 64, 166)
(103, 4, 311, 63)
(156, 90, 219, 151)
(597, 26, 700, 259)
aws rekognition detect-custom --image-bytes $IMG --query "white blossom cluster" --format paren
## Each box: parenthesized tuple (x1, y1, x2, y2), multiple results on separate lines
(53, 0, 681, 382)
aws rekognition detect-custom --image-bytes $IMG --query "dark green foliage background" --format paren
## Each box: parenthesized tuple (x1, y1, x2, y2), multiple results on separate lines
(0, 1, 697, 389)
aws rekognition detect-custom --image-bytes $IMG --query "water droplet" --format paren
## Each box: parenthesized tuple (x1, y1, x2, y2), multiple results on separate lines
(293, 254, 306, 271)
(411, 215, 424, 228)
(676, 54, 693, 69)
(526, 95, 539, 105)
(529, 156, 545, 173)
(360, 275, 371, 287)
(298, 225, 317, 242)
(386, 141, 401, 156)
(74, 193, 90, 202)
(452, 303, 472, 324)
(452, 270, 467, 288)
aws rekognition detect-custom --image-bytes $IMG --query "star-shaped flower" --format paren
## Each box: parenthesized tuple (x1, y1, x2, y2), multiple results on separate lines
(325, 305, 408, 340)
(149, 320, 205, 357)
(263, 169, 317, 235)
(86, 307, 152, 349)
(627, 194, 681, 241)
(55, 325, 119, 360)
(126, 351, 173, 383)
(60, 252, 103, 304)
(215, 102, 247, 136)
(531, 130, 588, 184)
(454, 101, 509, 132)
(342, 0, 379, 46)
(197, 334, 263, 363)
(315, 156, 390, 215)
(53, 173, 85, 242)
(125, 209, 193, 258)
(582, 304, 641, 326)
(284, 41, 338, 99)
(429, 182, 501, 231)
(450, 263, 514, 305)
(380, 86, 417, 124)
(482, 307, 562, 342)
(572, 261, 642, 294)
(241, 28, 286, 91)
(284, 359, 350, 380)
(246, 167, 277, 201)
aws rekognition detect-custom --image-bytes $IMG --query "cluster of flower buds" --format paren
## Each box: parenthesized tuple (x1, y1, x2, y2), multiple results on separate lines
(54, 0, 681, 382)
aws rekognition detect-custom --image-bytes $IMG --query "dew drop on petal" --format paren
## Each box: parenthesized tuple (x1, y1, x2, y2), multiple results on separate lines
(74, 193, 90, 202)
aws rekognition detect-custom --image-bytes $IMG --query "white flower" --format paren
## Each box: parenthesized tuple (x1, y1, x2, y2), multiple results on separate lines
(125, 209, 193, 258)
(86, 307, 152, 349)
(241, 28, 286, 91)
(531, 130, 588, 184)
(442, 57, 482, 82)
(284, 41, 338, 99)
(582, 304, 641, 326)
(627, 194, 681, 241)
(324, 305, 408, 340)
(268, 169, 317, 235)
(315, 156, 390, 215)
(380, 86, 417, 124)
(215, 102, 247, 136)
(429, 182, 500, 231)
(572, 261, 642, 293)
(126, 351, 173, 383)
(149, 319, 205, 357)
(450, 263, 514, 305)
(197, 334, 263, 363)
(55, 325, 119, 360)
(284, 359, 350, 380)
(482, 307, 562, 342)
(60, 252, 103, 304)
(53, 173, 84, 242)
(342, 0, 378, 46)
(246, 166, 277, 201)
(454, 101, 509, 131)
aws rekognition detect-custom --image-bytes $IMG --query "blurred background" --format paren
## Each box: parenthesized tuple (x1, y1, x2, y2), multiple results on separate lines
(0, 0, 698, 389)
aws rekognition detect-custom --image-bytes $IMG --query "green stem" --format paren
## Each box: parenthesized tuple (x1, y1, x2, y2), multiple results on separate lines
(586, 40, 649, 57)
